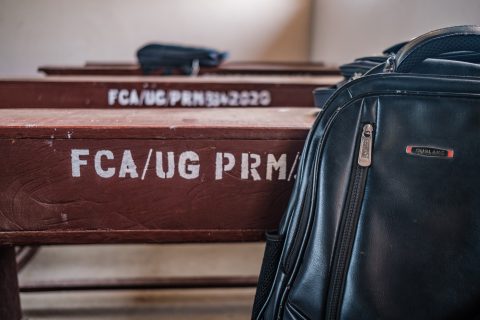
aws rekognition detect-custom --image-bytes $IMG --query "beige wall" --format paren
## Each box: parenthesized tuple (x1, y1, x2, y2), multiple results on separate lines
(0, 0, 312, 76)
(310, 0, 480, 65)
(2, 0, 479, 75)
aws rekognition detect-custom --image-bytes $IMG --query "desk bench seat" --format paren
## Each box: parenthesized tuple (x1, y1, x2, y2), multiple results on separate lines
(0, 107, 314, 318)
(0, 107, 314, 245)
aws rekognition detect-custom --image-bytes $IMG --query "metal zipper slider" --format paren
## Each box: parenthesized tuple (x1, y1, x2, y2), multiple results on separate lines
(383, 53, 396, 73)
(358, 124, 374, 167)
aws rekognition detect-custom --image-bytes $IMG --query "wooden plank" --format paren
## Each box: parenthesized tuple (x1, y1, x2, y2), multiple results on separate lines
(202, 61, 340, 76)
(84, 61, 327, 68)
(16, 246, 40, 271)
(20, 276, 258, 292)
(0, 108, 314, 139)
(0, 246, 22, 320)
(0, 76, 340, 108)
(0, 108, 314, 245)
(39, 61, 341, 76)
(85, 61, 140, 67)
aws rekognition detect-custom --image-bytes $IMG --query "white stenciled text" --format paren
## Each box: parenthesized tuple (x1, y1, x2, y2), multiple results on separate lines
(71, 149, 297, 181)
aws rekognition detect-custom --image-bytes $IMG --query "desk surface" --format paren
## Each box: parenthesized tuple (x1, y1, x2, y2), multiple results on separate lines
(0, 108, 315, 244)
(0, 107, 316, 139)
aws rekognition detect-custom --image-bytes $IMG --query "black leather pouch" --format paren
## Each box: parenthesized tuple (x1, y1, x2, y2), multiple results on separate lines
(136, 43, 228, 75)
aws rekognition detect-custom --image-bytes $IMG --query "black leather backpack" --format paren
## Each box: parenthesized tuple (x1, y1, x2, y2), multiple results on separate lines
(252, 26, 480, 320)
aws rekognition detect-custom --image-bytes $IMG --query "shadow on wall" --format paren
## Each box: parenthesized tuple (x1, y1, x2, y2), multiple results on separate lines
(259, 0, 311, 62)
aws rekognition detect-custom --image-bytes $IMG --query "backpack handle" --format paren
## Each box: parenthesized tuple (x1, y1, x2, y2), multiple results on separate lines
(394, 25, 480, 73)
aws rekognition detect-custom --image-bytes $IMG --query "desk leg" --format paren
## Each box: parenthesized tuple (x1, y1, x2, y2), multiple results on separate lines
(0, 246, 22, 320)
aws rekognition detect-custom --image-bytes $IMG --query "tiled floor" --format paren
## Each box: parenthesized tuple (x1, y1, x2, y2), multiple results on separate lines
(19, 243, 264, 319)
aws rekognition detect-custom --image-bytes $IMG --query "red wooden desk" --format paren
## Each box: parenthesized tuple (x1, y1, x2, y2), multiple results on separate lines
(0, 107, 315, 318)
(0, 76, 341, 108)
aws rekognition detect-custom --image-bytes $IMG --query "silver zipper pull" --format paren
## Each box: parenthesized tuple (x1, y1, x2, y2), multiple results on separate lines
(383, 53, 396, 73)
(358, 124, 374, 167)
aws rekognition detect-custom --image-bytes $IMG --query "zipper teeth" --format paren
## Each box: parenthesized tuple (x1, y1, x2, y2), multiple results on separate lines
(326, 123, 372, 320)
(284, 163, 321, 273)
(284, 200, 307, 273)
(283, 124, 329, 274)
(326, 167, 367, 320)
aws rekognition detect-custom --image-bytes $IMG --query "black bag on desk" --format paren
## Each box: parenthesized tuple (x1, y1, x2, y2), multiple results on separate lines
(315, 39, 480, 108)
(253, 26, 480, 320)
(136, 43, 228, 75)
(340, 41, 480, 80)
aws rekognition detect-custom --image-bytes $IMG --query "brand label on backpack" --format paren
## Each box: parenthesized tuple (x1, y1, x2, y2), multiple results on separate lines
(406, 146, 454, 158)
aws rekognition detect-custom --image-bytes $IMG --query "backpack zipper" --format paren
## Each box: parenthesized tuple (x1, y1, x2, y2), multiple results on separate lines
(284, 201, 308, 274)
(326, 123, 373, 320)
